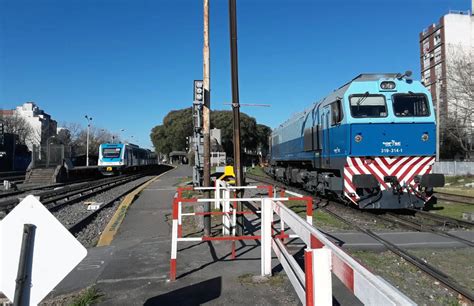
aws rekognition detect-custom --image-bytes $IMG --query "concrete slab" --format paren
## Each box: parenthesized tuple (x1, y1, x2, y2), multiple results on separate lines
(331, 231, 474, 250)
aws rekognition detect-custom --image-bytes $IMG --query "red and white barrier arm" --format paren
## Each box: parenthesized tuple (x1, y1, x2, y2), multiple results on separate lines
(262, 198, 332, 306)
(268, 198, 415, 305)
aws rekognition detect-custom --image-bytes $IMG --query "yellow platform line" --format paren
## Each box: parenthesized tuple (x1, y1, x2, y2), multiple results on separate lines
(97, 168, 175, 246)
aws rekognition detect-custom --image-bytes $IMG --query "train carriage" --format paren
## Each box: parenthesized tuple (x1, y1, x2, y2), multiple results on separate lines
(98, 143, 157, 175)
(269, 73, 445, 209)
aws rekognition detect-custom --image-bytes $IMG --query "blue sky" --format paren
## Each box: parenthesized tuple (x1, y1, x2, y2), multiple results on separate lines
(0, 0, 471, 149)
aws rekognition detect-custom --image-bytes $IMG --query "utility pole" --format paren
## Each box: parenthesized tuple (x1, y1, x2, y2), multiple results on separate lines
(85, 115, 92, 167)
(229, 0, 244, 235)
(203, 0, 212, 235)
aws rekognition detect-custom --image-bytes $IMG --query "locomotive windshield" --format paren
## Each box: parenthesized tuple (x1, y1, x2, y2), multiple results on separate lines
(103, 147, 121, 158)
(392, 94, 430, 117)
(350, 95, 387, 118)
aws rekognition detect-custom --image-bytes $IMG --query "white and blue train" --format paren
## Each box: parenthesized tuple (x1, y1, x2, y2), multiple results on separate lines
(267, 73, 445, 209)
(98, 143, 157, 175)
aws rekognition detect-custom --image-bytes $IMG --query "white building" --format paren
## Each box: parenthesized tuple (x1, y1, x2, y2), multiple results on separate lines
(1, 102, 57, 150)
(419, 9, 474, 156)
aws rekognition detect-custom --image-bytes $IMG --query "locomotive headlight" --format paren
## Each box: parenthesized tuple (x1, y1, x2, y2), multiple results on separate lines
(355, 134, 363, 143)
(421, 133, 429, 142)
(380, 81, 396, 90)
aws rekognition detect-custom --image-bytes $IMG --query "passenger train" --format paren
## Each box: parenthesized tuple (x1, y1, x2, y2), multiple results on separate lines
(267, 73, 445, 209)
(98, 143, 157, 175)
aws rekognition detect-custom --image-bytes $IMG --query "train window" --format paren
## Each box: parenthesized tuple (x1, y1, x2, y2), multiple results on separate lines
(350, 95, 387, 118)
(330, 100, 343, 125)
(392, 94, 430, 117)
(103, 147, 121, 158)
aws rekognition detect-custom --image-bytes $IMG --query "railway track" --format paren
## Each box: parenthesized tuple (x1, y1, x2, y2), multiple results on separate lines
(0, 181, 75, 199)
(0, 175, 25, 182)
(245, 173, 474, 302)
(0, 168, 169, 214)
(435, 191, 474, 205)
(2, 166, 173, 248)
(378, 212, 474, 247)
(246, 174, 473, 232)
(0, 176, 128, 212)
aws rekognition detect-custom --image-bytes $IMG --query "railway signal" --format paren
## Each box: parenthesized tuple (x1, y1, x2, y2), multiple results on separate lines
(194, 80, 204, 103)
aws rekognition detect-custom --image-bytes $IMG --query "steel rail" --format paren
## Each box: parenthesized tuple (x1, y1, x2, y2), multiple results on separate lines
(0, 182, 68, 199)
(0, 173, 144, 211)
(382, 213, 474, 247)
(45, 174, 144, 211)
(408, 208, 474, 228)
(0, 175, 25, 181)
(435, 192, 474, 205)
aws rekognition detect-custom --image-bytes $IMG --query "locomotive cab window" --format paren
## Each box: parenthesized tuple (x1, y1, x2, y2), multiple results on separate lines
(350, 94, 387, 118)
(103, 147, 121, 158)
(330, 100, 343, 125)
(392, 94, 430, 117)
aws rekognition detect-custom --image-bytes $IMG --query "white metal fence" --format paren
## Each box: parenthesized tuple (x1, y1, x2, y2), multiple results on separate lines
(433, 162, 474, 176)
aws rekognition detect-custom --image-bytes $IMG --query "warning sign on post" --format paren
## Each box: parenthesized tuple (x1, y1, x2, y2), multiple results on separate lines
(0, 195, 87, 304)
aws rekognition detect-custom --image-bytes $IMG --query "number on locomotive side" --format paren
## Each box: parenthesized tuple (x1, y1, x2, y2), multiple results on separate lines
(381, 148, 403, 153)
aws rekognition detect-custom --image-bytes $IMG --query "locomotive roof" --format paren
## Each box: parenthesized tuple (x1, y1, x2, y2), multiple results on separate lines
(335, 73, 400, 90)
(275, 73, 408, 130)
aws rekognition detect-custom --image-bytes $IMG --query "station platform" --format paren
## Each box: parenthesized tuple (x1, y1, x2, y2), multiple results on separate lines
(50, 166, 471, 305)
(51, 166, 320, 304)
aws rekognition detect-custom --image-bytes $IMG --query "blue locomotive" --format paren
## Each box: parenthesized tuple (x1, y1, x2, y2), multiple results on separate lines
(98, 143, 157, 175)
(268, 73, 444, 209)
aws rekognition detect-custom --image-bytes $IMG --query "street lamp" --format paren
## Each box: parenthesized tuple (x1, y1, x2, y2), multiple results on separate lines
(85, 115, 93, 167)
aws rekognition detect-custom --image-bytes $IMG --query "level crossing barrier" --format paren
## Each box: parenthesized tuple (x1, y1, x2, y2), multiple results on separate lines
(263, 188, 415, 306)
(169, 180, 414, 305)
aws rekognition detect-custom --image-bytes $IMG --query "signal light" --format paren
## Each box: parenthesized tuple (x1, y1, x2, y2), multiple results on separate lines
(421, 133, 429, 141)
(194, 80, 204, 102)
(354, 134, 363, 143)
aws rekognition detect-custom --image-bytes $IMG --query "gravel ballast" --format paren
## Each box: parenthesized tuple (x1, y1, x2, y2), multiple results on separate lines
(52, 176, 154, 247)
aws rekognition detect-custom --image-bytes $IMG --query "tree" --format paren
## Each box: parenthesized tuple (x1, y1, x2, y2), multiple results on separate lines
(150, 108, 272, 156)
(150, 108, 194, 154)
(57, 122, 119, 157)
(442, 47, 474, 160)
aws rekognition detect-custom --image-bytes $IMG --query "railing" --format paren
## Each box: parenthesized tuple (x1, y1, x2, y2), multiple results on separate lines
(169, 180, 415, 305)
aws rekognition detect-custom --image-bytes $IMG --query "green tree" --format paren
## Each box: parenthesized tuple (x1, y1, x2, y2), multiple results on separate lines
(150, 108, 194, 155)
(150, 108, 271, 156)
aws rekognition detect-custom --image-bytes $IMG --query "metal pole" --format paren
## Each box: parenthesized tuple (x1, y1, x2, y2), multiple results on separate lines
(13, 224, 36, 306)
(229, 0, 244, 235)
(436, 93, 440, 161)
(86, 122, 89, 167)
(203, 0, 212, 235)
